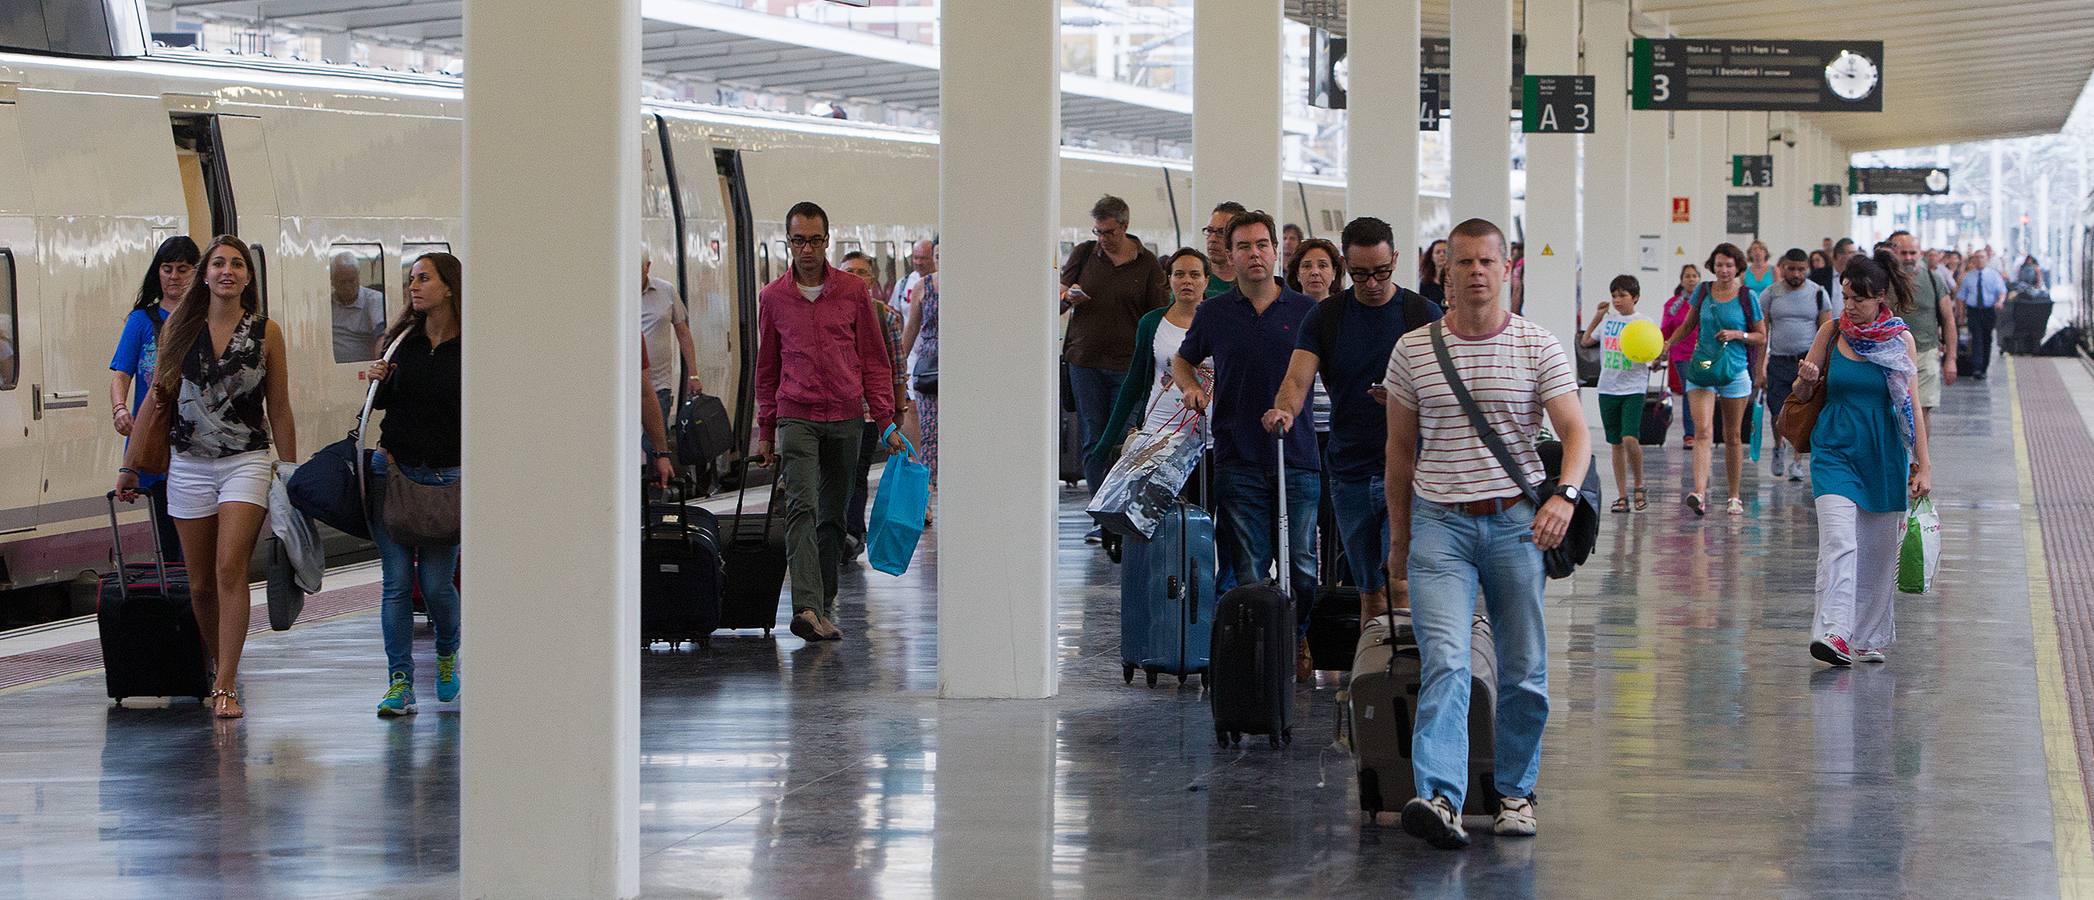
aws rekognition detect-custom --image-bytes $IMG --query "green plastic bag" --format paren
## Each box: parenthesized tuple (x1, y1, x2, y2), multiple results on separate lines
(1898, 498, 1940, 595)
(1747, 390, 1763, 463)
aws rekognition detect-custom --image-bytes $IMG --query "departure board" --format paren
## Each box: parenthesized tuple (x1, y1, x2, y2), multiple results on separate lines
(1632, 39, 1884, 112)
(1849, 166, 1951, 195)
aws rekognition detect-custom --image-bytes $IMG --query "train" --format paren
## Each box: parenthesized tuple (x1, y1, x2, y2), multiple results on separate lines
(0, 44, 1451, 607)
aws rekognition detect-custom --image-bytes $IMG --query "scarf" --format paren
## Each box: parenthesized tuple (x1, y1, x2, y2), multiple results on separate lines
(1837, 308, 1916, 452)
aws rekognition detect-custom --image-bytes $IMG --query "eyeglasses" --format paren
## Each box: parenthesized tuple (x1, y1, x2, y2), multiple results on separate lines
(1348, 265, 1396, 283)
(1092, 227, 1124, 238)
(787, 235, 829, 248)
(1201, 226, 1226, 237)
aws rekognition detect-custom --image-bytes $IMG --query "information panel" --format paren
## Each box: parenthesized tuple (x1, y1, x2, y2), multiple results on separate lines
(1632, 39, 1884, 112)
(1726, 195, 1759, 235)
(1521, 75, 1594, 133)
(1849, 166, 1951, 195)
(1732, 154, 1773, 188)
(1419, 74, 1442, 131)
(1812, 184, 1843, 207)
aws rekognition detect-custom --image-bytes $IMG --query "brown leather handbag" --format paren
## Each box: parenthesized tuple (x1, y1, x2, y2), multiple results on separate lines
(123, 383, 175, 475)
(1777, 371, 1827, 453)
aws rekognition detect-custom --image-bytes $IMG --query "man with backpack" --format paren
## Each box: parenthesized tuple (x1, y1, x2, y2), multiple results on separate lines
(1261, 217, 1441, 626)
(1888, 231, 1957, 432)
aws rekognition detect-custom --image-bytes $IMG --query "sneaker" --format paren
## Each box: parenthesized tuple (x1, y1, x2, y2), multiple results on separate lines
(1770, 445, 1788, 478)
(1683, 435, 1696, 449)
(1855, 647, 1887, 664)
(376, 672, 416, 717)
(845, 534, 866, 559)
(1810, 632, 1853, 667)
(790, 609, 823, 642)
(1492, 796, 1538, 837)
(1788, 457, 1807, 482)
(435, 654, 461, 703)
(1085, 527, 1105, 545)
(1400, 796, 1470, 849)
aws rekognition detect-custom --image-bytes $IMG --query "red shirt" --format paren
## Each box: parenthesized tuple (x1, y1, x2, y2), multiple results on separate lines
(755, 266, 896, 440)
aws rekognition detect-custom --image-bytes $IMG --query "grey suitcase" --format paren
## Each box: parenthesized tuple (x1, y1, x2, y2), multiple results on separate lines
(1343, 610, 1499, 822)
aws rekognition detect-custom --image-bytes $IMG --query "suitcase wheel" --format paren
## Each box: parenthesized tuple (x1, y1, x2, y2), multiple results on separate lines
(1215, 728, 1230, 749)
(763, 629, 773, 639)
(1123, 664, 1135, 684)
(1176, 673, 1187, 685)
(1267, 734, 1282, 750)
(1145, 670, 1159, 688)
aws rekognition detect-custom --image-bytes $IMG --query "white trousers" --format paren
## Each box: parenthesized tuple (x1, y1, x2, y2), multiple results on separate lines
(1814, 494, 1901, 650)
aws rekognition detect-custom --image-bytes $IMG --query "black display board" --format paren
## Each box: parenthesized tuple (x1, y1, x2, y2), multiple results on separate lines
(1849, 166, 1952, 195)
(1632, 39, 1883, 112)
(1522, 75, 1594, 133)
(1726, 195, 1760, 235)
(1731, 154, 1773, 188)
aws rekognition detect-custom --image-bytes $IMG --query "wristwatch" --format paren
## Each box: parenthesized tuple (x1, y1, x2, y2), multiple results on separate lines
(648, 450, 673, 462)
(1552, 483, 1581, 504)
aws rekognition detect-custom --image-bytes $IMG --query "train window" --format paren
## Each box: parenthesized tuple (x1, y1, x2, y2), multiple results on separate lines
(250, 244, 270, 319)
(879, 241, 899, 290)
(401, 243, 451, 302)
(758, 242, 771, 284)
(326, 243, 387, 364)
(0, 249, 15, 391)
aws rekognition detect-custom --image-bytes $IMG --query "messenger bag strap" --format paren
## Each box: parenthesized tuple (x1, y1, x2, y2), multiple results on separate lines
(1427, 321, 1539, 508)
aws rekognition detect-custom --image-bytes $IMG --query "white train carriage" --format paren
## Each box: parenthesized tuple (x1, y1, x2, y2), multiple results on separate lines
(0, 47, 1447, 601)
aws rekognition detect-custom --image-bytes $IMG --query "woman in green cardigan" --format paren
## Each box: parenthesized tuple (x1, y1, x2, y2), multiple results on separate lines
(1089, 248, 1215, 470)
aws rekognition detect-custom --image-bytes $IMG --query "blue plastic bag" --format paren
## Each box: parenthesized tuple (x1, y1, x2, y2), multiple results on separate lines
(867, 425, 931, 576)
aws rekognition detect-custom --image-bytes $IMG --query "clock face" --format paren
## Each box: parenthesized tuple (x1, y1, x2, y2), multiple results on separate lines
(1825, 49, 1879, 101)
(1334, 56, 1350, 93)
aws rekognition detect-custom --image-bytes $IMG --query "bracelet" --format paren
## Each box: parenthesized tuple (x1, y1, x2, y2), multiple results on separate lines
(118, 467, 138, 476)
(113, 405, 128, 415)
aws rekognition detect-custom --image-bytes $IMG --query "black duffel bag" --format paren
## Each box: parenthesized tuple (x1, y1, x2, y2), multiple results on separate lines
(287, 433, 372, 539)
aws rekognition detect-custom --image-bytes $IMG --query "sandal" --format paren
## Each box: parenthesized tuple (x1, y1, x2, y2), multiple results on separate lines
(1727, 497, 1744, 516)
(1610, 498, 1629, 514)
(1633, 486, 1649, 511)
(1686, 493, 1706, 517)
(208, 689, 243, 720)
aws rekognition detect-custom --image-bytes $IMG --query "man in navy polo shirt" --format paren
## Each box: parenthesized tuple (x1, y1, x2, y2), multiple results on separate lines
(1173, 209, 1322, 637)
(1262, 216, 1441, 625)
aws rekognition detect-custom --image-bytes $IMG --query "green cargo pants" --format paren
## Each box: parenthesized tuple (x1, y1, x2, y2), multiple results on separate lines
(775, 418, 864, 619)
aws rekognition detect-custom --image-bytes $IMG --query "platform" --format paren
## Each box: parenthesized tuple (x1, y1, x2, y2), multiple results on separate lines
(1, 360, 2091, 898)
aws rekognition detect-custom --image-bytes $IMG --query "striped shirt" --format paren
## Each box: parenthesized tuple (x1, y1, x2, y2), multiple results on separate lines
(1387, 313, 1576, 504)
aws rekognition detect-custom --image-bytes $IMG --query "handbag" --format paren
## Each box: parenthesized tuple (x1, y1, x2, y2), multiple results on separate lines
(286, 331, 411, 539)
(382, 461, 460, 547)
(911, 354, 938, 395)
(1776, 369, 1827, 453)
(1428, 323, 1600, 580)
(866, 425, 930, 576)
(1683, 285, 1758, 388)
(123, 382, 174, 475)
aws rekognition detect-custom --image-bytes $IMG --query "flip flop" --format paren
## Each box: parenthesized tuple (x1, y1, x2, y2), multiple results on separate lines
(1634, 486, 1649, 511)
(1610, 498, 1630, 513)
(1687, 493, 1707, 517)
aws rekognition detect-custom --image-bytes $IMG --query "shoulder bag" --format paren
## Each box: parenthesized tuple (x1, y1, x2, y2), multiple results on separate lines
(1685, 285, 1759, 388)
(1776, 330, 1832, 453)
(285, 331, 410, 539)
(123, 381, 175, 475)
(378, 328, 461, 547)
(1427, 322, 1600, 580)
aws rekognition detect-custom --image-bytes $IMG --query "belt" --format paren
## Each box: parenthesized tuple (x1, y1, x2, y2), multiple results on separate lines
(1451, 496, 1523, 517)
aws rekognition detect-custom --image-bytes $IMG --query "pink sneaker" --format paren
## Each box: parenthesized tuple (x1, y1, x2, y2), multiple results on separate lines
(1810, 633, 1853, 667)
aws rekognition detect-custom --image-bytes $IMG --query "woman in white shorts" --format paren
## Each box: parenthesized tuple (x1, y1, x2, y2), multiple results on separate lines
(117, 235, 296, 719)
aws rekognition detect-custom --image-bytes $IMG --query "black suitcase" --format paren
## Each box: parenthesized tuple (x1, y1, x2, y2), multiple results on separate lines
(1639, 392, 1673, 447)
(715, 480, 787, 635)
(97, 492, 209, 704)
(1209, 435, 1299, 749)
(1304, 477, 1360, 672)
(1060, 409, 1084, 487)
(641, 500, 722, 648)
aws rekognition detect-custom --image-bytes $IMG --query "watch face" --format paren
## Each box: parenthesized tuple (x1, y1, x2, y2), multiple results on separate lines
(1825, 50, 1879, 101)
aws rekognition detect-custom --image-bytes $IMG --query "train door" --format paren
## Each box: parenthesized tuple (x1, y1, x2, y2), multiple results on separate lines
(170, 113, 279, 313)
(712, 148, 759, 449)
(0, 90, 38, 536)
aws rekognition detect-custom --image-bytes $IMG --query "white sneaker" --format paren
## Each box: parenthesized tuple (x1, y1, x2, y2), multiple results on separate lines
(1400, 795, 1470, 849)
(1855, 647, 1887, 663)
(1492, 796, 1538, 836)
(1788, 457, 1807, 482)
(1770, 445, 1788, 478)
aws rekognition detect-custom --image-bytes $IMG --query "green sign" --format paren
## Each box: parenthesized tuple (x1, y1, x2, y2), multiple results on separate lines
(1732, 154, 1773, 188)
(1521, 75, 1594, 133)
(1812, 184, 1842, 207)
(1633, 39, 1884, 112)
(1857, 200, 1879, 217)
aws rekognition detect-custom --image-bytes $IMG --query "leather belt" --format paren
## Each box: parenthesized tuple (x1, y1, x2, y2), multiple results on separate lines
(1453, 496, 1524, 517)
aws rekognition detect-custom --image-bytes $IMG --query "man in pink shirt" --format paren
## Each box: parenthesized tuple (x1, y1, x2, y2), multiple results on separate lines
(754, 201, 903, 643)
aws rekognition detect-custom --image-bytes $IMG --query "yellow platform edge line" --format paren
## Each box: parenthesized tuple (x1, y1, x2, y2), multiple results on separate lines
(2008, 357, 2094, 898)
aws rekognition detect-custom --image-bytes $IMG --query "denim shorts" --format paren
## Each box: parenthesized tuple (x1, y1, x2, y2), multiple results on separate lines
(1689, 367, 1754, 400)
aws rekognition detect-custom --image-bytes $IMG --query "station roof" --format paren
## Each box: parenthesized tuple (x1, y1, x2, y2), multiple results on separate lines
(1286, 0, 2094, 153)
(148, 0, 1196, 144)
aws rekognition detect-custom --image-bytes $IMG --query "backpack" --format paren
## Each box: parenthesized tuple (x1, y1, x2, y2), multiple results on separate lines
(1313, 287, 1437, 367)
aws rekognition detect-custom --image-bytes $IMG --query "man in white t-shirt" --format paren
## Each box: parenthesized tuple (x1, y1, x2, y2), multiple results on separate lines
(329, 253, 386, 363)
(640, 247, 703, 430)
(1384, 218, 1590, 850)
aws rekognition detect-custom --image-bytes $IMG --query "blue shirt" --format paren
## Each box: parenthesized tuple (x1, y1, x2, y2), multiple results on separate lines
(1956, 267, 2007, 308)
(108, 307, 168, 487)
(1295, 287, 1441, 478)
(1176, 286, 1321, 471)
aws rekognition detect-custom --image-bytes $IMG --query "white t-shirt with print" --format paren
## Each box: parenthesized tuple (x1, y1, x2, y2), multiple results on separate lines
(1594, 310, 1654, 397)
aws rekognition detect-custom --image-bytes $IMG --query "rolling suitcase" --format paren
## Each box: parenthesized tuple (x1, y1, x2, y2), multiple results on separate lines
(1639, 373, 1673, 447)
(715, 477, 787, 635)
(1119, 464, 1217, 686)
(1344, 610, 1500, 820)
(1305, 475, 1360, 672)
(98, 492, 209, 704)
(1209, 434, 1298, 750)
(1060, 409, 1085, 487)
(641, 499, 723, 648)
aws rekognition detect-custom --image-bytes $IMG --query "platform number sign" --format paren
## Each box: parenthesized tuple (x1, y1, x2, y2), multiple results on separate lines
(1418, 73, 1443, 132)
(1732, 155, 1773, 188)
(1521, 75, 1594, 133)
(1812, 184, 1842, 207)
(1632, 39, 1884, 112)
(1857, 200, 1879, 217)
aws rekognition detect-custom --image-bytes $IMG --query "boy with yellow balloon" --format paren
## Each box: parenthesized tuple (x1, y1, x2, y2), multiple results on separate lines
(1581, 276, 1664, 512)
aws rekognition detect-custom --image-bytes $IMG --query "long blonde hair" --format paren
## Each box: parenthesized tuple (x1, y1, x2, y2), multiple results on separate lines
(153, 235, 260, 395)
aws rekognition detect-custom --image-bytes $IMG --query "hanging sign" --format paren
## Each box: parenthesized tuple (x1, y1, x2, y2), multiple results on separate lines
(1419, 73, 1443, 131)
(1848, 166, 1951, 195)
(1811, 184, 1843, 207)
(1311, 29, 1346, 109)
(1632, 39, 1884, 112)
(1726, 194, 1760, 235)
(1731, 154, 1773, 188)
(1857, 200, 1880, 217)
(1521, 75, 1595, 133)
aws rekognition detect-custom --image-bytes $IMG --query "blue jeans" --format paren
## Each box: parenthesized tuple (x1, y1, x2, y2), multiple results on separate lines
(1215, 462, 1320, 631)
(1065, 364, 1126, 493)
(643, 387, 674, 455)
(1327, 473, 1388, 592)
(1407, 497, 1549, 808)
(369, 452, 461, 681)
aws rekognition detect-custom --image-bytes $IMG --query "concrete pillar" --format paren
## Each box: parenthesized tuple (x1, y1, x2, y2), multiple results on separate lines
(937, 0, 1058, 699)
(1449, 0, 1514, 227)
(1769, 112, 1795, 246)
(1194, 0, 1283, 217)
(460, 0, 641, 896)
(1521, 0, 1577, 350)
(1666, 112, 1701, 276)
(1580, 0, 1631, 326)
(1346, 0, 1421, 236)
(1627, 107, 1669, 285)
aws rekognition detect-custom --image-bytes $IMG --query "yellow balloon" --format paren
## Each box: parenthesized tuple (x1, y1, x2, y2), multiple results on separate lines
(1619, 319, 1665, 364)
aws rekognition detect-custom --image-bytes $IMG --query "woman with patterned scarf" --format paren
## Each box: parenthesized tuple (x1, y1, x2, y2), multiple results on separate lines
(1797, 249, 1934, 667)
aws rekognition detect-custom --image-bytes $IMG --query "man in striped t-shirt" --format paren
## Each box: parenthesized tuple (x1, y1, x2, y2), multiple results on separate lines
(1383, 218, 1591, 849)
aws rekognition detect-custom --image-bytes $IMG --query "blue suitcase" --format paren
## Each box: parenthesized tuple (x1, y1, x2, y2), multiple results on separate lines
(1119, 499, 1216, 686)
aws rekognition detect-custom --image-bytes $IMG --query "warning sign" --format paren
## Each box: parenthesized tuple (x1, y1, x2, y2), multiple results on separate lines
(1540, 244, 1555, 256)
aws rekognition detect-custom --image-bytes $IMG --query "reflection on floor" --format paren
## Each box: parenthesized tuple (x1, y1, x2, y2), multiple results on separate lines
(0, 365, 2081, 898)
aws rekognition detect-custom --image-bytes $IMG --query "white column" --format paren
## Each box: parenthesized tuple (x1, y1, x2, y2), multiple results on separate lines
(460, 0, 641, 896)
(1769, 113, 1794, 246)
(1194, 0, 1283, 217)
(1627, 107, 1669, 282)
(1580, 0, 1631, 324)
(1666, 111, 1701, 275)
(1346, 0, 1420, 233)
(1522, 0, 1577, 350)
(1701, 112, 1729, 255)
(1449, 0, 1513, 227)
(938, 0, 1059, 699)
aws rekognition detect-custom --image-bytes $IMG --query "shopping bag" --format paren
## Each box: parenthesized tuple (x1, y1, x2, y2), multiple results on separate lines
(867, 425, 931, 577)
(1086, 413, 1203, 540)
(1747, 389, 1764, 463)
(1897, 497, 1941, 594)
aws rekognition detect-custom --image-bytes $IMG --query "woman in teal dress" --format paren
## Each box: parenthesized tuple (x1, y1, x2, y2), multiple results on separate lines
(1798, 249, 1933, 667)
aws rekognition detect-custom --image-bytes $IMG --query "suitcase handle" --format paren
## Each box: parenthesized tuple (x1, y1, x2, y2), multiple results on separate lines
(105, 490, 172, 602)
